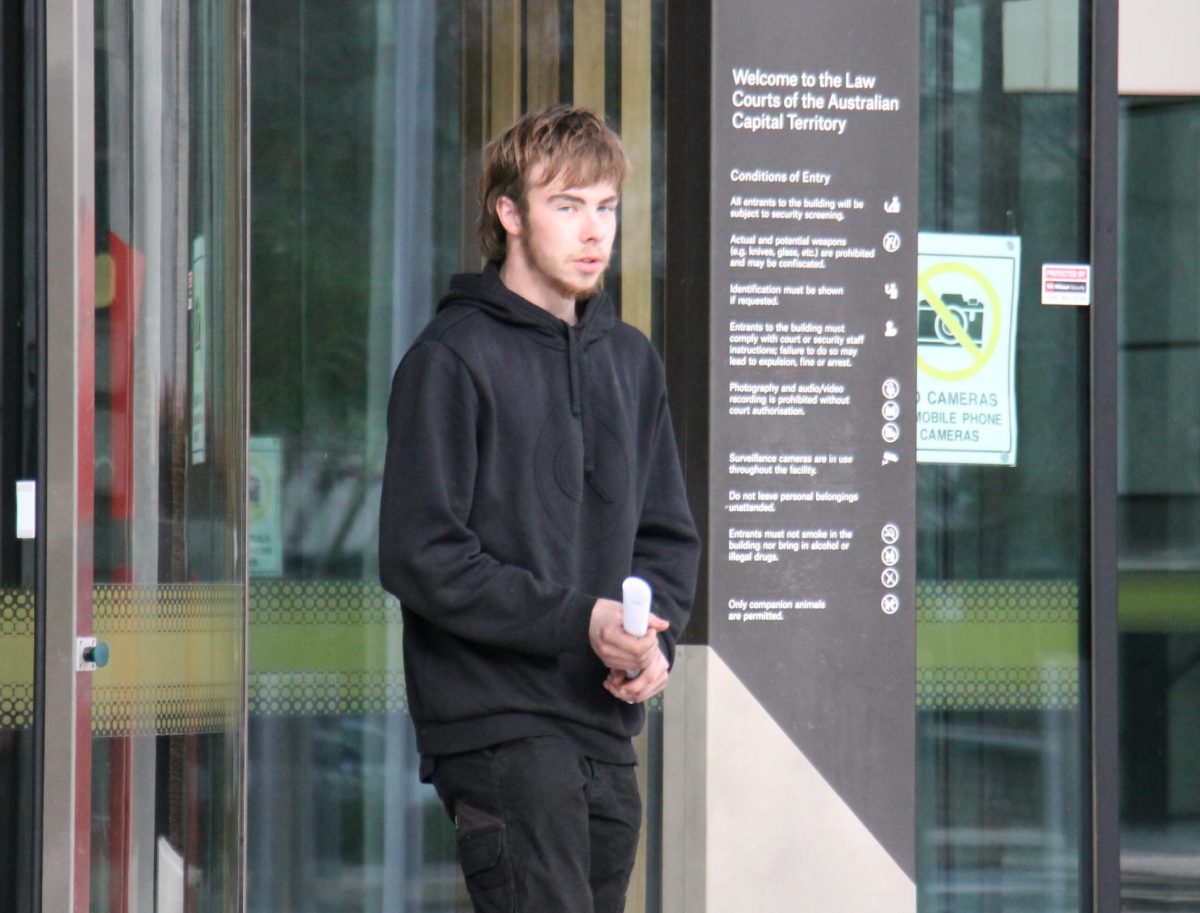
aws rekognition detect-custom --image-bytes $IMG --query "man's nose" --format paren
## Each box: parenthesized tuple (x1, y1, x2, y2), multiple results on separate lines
(580, 208, 601, 240)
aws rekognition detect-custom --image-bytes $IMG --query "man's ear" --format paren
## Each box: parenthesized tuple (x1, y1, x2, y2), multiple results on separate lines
(496, 196, 523, 238)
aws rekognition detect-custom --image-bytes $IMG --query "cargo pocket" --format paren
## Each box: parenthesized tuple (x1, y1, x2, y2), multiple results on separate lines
(454, 800, 513, 912)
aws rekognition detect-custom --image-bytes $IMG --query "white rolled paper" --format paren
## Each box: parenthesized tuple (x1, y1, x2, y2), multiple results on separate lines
(622, 576, 652, 636)
(622, 576, 653, 680)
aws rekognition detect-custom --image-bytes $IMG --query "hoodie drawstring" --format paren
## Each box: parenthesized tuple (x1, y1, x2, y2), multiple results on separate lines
(567, 325, 594, 473)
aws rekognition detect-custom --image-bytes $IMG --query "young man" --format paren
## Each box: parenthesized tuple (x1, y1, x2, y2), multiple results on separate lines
(378, 105, 700, 913)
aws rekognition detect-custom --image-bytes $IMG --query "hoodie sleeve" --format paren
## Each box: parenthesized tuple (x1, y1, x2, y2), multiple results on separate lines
(378, 341, 597, 656)
(631, 390, 702, 669)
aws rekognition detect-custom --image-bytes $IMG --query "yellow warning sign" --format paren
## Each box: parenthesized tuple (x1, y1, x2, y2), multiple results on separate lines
(916, 262, 1003, 382)
(916, 233, 1021, 466)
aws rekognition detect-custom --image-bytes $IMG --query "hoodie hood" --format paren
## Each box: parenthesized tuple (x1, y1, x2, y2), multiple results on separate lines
(437, 261, 617, 343)
(437, 262, 618, 473)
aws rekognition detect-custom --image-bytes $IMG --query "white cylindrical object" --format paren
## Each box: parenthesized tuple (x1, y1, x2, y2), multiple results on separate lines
(622, 576, 652, 636)
(622, 576, 653, 679)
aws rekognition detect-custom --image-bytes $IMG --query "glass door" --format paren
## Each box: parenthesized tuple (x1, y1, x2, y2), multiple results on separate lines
(1, 1, 41, 910)
(915, 0, 1096, 910)
(88, 1, 247, 910)
(1118, 95, 1200, 907)
(42, 1, 249, 910)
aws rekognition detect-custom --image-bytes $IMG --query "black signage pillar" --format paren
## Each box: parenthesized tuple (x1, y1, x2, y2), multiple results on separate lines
(664, 0, 918, 907)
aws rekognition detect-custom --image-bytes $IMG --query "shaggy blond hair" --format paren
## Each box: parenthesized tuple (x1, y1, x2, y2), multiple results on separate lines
(478, 105, 629, 262)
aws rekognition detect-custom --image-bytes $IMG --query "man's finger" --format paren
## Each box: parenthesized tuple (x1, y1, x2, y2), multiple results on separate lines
(605, 652, 669, 703)
(647, 614, 670, 632)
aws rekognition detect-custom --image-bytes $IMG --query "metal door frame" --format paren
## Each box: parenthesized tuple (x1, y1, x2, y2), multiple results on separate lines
(38, 2, 252, 910)
(41, 0, 95, 910)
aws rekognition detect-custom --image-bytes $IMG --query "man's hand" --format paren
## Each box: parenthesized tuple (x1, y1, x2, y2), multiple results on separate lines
(588, 597, 669, 683)
(604, 647, 669, 704)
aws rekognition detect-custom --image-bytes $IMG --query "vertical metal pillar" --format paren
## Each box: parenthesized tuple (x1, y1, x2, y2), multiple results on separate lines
(1089, 0, 1121, 905)
(41, 0, 94, 910)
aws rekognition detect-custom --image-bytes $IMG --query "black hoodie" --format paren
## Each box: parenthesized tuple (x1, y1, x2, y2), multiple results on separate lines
(379, 263, 701, 763)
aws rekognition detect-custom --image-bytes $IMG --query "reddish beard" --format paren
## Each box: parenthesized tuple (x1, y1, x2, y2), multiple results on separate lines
(524, 235, 607, 301)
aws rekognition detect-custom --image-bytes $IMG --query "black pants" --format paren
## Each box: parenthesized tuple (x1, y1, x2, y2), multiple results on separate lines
(425, 736, 642, 913)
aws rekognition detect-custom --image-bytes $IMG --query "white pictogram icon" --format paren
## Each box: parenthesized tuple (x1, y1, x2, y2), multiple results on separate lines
(883, 231, 902, 253)
(885, 282, 900, 300)
(882, 594, 900, 614)
(882, 378, 901, 399)
(882, 568, 900, 588)
(882, 400, 900, 421)
(884, 196, 901, 213)
(882, 423, 900, 443)
(885, 320, 899, 337)
(881, 523, 900, 544)
(882, 546, 900, 566)
(881, 451, 899, 466)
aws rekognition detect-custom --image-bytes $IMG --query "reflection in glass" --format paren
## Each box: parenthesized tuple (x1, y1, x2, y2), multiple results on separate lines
(0, 1, 38, 908)
(247, 1, 667, 910)
(90, 0, 246, 909)
(916, 0, 1091, 910)
(247, 3, 464, 906)
(1118, 96, 1200, 909)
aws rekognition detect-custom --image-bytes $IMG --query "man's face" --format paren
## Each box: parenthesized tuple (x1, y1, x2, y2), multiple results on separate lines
(507, 169, 620, 302)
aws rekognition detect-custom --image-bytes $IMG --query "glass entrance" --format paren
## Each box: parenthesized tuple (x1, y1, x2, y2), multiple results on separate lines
(40, 1, 249, 910)
(916, 0, 1095, 909)
(1118, 94, 1200, 907)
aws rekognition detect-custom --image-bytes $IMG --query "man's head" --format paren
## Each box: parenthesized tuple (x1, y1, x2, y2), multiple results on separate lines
(479, 105, 629, 265)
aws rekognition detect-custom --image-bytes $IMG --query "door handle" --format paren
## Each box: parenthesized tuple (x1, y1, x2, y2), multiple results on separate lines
(77, 637, 110, 672)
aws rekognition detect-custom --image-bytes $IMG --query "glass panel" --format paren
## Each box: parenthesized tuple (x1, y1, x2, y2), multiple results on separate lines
(1118, 96, 1200, 907)
(916, 0, 1092, 910)
(247, 1, 667, 910)
(89, 0, 246, 909)
(0, 1, 39, 909)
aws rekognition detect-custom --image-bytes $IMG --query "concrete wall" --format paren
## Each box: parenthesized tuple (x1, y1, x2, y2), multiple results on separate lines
(1119, 0, 1200, 95)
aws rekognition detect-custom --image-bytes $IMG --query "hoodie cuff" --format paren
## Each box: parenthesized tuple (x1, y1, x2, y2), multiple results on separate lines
(558, 590, 600, 654)
(658, 631, 676, 669)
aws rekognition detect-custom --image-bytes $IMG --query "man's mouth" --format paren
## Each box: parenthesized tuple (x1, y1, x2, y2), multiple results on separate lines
(574, 255, 606, 273)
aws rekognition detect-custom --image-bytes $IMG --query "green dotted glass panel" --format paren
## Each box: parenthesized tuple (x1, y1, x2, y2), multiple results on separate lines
(0, 589, 35, 729)
(916, 579, 1080, 710)
(248, 580, 404, 715)
(92, 584, 243, 737)
(17, 575, 1197, 728)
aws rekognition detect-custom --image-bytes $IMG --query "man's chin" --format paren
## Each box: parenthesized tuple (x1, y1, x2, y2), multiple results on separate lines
(574, 282, 603, 301)
(554, 274, 604, 301)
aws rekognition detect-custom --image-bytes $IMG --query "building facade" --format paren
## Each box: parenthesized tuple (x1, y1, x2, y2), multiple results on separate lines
(0, 0, 1196, 910)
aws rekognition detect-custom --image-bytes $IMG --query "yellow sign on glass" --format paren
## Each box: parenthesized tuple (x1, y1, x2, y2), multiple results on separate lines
(916, 233, 1021, 466)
